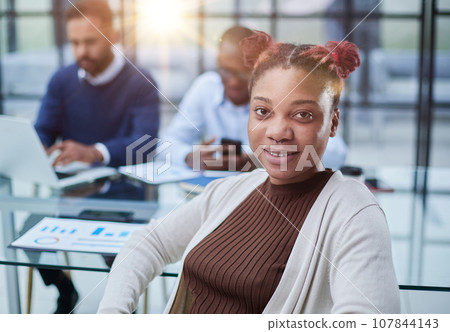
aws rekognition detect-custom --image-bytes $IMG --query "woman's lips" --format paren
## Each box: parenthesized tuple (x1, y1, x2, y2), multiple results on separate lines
(263, 149, 300, 166)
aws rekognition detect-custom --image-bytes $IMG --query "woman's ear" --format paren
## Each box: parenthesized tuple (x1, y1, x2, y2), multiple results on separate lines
(330, 108, 339, 137)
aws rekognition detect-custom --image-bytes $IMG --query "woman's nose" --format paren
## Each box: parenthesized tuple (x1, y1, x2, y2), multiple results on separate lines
(265, 117, 294, 143)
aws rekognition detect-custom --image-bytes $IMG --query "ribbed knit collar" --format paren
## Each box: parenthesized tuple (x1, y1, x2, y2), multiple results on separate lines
(263, 169, 334, 196)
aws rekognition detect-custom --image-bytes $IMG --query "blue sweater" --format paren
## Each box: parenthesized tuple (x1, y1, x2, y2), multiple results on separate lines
(35, 62, 160, 167)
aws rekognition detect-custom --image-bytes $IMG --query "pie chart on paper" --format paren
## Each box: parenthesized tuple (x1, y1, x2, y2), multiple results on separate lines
(34, 236, 60, 245)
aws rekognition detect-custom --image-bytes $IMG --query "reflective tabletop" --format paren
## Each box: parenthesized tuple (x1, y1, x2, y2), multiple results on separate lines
(0, 175, 185, 313)
(0, 176, 185, 271)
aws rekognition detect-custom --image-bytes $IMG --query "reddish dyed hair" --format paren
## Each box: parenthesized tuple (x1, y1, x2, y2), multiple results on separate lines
(240, 31, 361, 109)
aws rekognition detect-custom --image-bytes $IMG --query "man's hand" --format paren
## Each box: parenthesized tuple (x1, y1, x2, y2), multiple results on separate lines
(185, 137, 217, 170)
(185, 138, 260, 171)
(47, 140, 103, 166)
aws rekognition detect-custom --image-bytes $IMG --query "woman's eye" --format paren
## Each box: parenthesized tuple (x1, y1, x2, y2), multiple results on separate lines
(295, 111, 313, 120)
(255, 108, 268, 116)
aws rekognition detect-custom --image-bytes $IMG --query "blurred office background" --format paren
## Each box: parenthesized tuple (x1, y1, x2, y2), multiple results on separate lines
(1, 0, 449, 171)
(1, 0, 450, 313)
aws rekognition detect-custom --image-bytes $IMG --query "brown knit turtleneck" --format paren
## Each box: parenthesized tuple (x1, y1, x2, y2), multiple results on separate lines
(182, 170, 333, 314)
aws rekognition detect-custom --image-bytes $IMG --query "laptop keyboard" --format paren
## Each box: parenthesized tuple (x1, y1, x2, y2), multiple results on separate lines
(56, 172, 74, 179)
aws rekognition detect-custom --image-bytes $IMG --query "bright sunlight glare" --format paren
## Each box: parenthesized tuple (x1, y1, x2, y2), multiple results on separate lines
(138, 0, 183, 35)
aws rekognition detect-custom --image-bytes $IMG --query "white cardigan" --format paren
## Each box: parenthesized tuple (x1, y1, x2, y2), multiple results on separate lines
(98, 170, 400, 314)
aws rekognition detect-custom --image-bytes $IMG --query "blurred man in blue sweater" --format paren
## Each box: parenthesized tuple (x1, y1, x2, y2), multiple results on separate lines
(35, 0, 159, 167)
(33, 0, 159, 313)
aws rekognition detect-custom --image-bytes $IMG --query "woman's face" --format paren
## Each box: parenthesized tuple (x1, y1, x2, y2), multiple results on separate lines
(248, 67, 339, 185)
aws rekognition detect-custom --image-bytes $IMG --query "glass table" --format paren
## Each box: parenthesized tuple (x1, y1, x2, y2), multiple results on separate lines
(1, 167, 450, 313)
(0, 175, 185, 313)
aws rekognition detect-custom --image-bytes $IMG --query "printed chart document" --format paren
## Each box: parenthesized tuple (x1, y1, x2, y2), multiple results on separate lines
(10, 217, 146, 255)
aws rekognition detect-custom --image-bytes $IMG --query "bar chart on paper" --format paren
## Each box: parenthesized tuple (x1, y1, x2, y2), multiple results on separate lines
(10, 217, 146, 254)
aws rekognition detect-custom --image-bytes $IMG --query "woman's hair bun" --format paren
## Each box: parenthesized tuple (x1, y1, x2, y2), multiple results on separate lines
(325, 41, 361, 79)
(240, 30, 276, 69)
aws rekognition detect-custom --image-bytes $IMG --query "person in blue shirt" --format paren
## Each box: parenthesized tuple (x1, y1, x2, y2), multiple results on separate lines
(159, 26, 347, 171)
(32, 0, 159, 313)
(160, 26, 254, 171)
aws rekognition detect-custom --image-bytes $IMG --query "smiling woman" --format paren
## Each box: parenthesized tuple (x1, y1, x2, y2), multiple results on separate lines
(98, 31, 400, 315)
(241, 31, 360, 184)
(248, 68, 333, 184)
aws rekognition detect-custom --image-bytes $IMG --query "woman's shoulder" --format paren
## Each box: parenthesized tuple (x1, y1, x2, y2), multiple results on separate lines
(319, 172, 387, 237)
(328, 171, 378, 203)
(321, 171, 382, 218)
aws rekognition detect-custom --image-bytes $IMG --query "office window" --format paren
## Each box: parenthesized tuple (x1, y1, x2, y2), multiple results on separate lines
(438, 0, 450, 10)
(136, 15, 200, 108)
(430, 16, 450, 168)
(134, 0, 203, 123)
(345, 13, 421, 168)
(203, 17, 235, 55)
(204, 0, 234, 14)
(431, 109, 450, 168)
(278, 0, 334, 15)
(240, 0, 271, 14)
(380, 0, 421, 14)
(381, 19, 420, 49)
(347, 107, 417, 167)
(0, 17, 6, 54)
(433, 17, 450, 104)
(16, 16, 53, 52)
(1, 0, 57, 119)
(276, 18, 324, 44)
(239, 18, 271, 35)
(372, 19, 421, 104)
(15, 0, 51, 11)
(422, 0, 450, 295)
(4, 16, 56, 98)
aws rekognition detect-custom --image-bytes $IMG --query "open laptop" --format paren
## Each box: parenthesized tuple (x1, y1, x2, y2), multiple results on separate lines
(0, 115, 117, 189)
